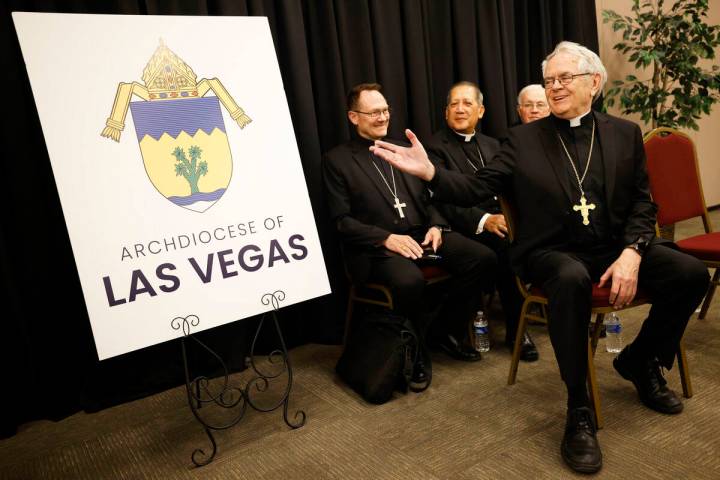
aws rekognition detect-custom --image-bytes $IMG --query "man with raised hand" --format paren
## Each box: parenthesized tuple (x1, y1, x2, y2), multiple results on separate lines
(370, 43, 708, 473)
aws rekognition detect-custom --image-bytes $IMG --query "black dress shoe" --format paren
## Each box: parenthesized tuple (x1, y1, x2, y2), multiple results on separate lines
(409, 357, 432, 392)
(436, 334, 481, 362)
(561, 406, 602, 474)
(613, 347, 683, 414)
(506, 331, 539, 362)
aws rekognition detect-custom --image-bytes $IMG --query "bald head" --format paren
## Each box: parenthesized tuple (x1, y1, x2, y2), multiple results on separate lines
(517, 84, 550, 124)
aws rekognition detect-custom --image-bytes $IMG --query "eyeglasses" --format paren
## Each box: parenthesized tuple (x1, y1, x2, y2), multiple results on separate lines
(352, 107, 391, 119)
(543, 72, 592, 88)
(519, 102, 549, 110)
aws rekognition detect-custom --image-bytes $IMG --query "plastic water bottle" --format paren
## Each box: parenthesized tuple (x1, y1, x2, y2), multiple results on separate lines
(604, 313, 623, 353)
(473, 311, 490, 353)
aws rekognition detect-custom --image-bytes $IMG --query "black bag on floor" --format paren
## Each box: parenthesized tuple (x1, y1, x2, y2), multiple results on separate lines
(336, 312, 422, 404)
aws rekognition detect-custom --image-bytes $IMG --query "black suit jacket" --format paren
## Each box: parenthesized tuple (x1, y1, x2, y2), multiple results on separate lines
(427, 127, 501, 237)
(429, 112, 658, 276)
(323, 138, 447, 282)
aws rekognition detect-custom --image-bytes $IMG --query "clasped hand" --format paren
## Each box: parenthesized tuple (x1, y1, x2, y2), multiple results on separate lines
(383, 227, 442, 259)
(485, 214, 508, 238)
(598, 248, 642, 308)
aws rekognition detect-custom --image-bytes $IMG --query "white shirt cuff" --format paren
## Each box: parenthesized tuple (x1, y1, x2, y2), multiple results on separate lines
(476, 213, 491, 234)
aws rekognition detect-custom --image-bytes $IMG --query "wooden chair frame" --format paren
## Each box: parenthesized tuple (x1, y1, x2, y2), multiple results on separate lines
(507, 282, 692, 429)
(500, 198, 692, 429)
(343, 270, 451, 345)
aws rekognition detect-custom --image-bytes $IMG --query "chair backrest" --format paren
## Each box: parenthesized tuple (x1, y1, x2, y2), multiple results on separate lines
(498, 196, 518, 243)
(498, 195, 534, 300)
(643, 127, 710, 229)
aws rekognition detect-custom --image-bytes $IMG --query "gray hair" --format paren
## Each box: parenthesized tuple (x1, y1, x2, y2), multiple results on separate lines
(541, 41, 607, 101)
(446, 81, 484, 106)
(517, 84, 546, 105)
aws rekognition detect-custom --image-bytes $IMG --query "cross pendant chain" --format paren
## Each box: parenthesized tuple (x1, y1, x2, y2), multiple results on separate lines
(573, 195, 596, 226)
(557, 120, 596, 226)
(463, 143, 484, 172)
(371, 158, 406, 218)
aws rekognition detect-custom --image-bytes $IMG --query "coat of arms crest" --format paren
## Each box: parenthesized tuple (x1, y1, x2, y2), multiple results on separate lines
(101, 40, 251, 212)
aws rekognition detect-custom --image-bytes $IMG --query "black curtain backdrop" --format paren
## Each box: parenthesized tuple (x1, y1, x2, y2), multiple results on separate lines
(0, 0, 598, 437)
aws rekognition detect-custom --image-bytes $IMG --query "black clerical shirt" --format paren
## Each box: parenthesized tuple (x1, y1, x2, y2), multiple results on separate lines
(553, 112, 612, 250)
(455, 133, 485, 173)
(355, 137, 425, 234)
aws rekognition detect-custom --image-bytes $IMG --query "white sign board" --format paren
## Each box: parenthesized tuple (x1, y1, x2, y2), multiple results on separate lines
(13, 13, 330, 360)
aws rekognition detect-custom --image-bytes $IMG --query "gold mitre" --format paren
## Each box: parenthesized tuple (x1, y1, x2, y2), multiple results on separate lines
(141, 39, 198, 100)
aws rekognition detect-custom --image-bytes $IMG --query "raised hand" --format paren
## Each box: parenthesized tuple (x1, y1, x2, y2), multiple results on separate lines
(370, 129, 436, 181)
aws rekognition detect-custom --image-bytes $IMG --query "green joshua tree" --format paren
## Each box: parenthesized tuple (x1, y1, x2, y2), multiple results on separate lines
(172, 145, 208, 194)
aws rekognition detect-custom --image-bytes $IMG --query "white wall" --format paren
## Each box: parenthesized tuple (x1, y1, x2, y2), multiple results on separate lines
(596, 0, 720, 207)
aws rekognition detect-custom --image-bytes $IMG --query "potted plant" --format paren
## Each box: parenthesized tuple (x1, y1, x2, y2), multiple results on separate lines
(603, 0, 720, 131)
(603, 0, 720, 239)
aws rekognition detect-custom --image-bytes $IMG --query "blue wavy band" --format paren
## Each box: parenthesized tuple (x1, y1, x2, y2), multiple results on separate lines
(129, 96, 226, 141)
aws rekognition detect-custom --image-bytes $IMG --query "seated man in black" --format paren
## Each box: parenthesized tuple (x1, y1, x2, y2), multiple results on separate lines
(323, 83, 496, 384)
(427, 81, 538, 362)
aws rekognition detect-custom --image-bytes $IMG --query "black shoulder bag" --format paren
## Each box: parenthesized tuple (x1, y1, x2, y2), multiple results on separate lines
(336, 312, 423, 404)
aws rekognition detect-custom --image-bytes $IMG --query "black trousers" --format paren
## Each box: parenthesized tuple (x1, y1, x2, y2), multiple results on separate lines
(476, 231, 524, 343)
(367, 231, 495, 341)
(526, 241, 709, 390)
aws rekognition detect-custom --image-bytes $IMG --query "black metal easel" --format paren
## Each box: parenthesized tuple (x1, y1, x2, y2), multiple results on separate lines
(170, 290, 306, 467)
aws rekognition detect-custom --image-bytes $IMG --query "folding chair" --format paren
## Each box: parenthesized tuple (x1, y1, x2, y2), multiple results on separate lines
(644, 127, 719, 319)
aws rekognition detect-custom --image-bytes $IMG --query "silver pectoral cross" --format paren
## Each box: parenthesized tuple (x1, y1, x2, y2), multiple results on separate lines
(573, 195, 596, 226)
(393, 196, 407, 218)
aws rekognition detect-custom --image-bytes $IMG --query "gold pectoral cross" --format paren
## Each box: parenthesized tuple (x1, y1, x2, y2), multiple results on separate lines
(573, 195, 596, 226)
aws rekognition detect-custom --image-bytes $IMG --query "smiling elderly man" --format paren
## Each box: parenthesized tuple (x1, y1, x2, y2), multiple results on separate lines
(369, 42, 709, 474)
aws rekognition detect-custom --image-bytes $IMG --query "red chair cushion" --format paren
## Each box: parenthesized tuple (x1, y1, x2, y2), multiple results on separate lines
(530, 283, 649, 308)
(676, 232, 720, 261)
(419, 265, 450, 280)
(590, 285, 649, 308)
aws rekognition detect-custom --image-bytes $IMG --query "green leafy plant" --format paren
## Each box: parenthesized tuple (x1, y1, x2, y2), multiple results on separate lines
(172, 145, 208, 194)
(603, 0, 720, 130)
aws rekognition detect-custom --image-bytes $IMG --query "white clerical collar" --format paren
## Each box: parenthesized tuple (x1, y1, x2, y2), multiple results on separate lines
(569, 109, 592, 127)
(453, 129, 475, 142)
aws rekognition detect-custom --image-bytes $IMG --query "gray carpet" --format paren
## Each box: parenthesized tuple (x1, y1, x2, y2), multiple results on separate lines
(1, 211, 719, 479)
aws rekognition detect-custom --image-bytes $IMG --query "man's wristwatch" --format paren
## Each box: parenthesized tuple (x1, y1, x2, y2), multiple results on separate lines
(626, 239, 648, 256)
